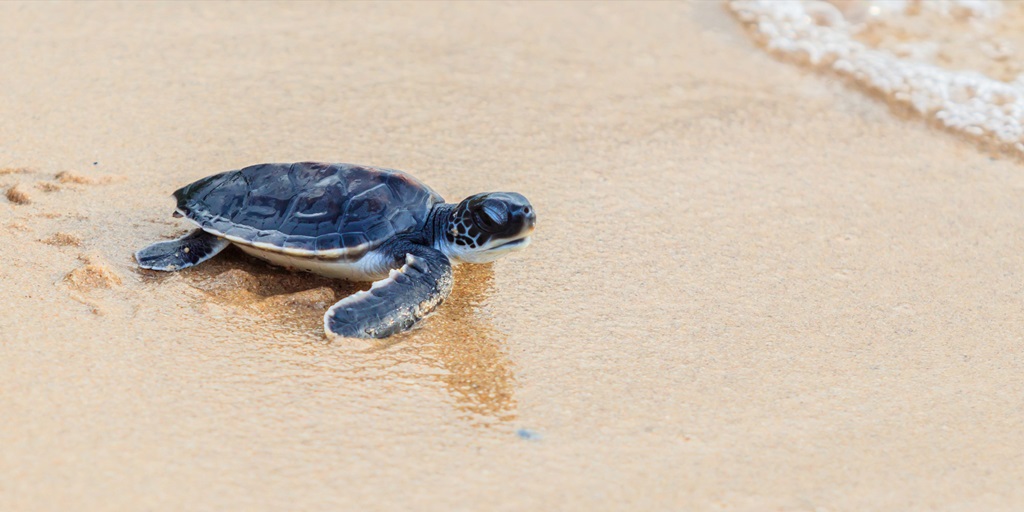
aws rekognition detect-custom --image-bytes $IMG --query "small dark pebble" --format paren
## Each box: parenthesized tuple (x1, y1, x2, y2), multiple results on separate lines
(93, 162, 98, 165)
(516, 428, 542, 441)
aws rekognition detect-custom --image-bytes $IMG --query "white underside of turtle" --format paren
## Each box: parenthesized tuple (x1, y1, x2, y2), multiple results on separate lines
(233, 243, 393, 281)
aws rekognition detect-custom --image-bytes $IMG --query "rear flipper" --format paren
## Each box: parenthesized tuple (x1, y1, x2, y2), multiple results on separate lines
(135, 229, 230, 271)
(325, 244, 453, 339)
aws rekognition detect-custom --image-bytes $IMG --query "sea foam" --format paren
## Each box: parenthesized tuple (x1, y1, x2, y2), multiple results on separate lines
(728, 0, 1024, 157)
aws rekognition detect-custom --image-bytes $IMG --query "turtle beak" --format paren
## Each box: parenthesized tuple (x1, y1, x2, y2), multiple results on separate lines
(489, 205, 534, 252)
(515, 203, 536, 235)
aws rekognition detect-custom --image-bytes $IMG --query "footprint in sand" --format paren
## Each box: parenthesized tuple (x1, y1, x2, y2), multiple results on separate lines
(5, 184, 31, 205)
(64, 254, 123, 290)
(0, 167, 31, 175)
(35, 181, 62, 193)
(11, 170, 113, 231)
(55, 170, 122, 186)
(2, 167, 38, 206)
(2, 165, 127, 313)
(61, 253, 125, 316)
(4, 167, 121, 209)
(40, 232, 83, 247)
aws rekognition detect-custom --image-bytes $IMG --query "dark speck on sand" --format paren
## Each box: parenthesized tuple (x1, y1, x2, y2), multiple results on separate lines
(516, 429, 542, 441)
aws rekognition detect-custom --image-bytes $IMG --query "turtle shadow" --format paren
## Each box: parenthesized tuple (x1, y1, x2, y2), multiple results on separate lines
(167, 245, 365, 336)
(191, 245, 363, 297)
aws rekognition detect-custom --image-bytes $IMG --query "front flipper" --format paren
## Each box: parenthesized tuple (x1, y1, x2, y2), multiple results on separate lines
(325, 245, 453, 339)
(135, 229, 230, 271)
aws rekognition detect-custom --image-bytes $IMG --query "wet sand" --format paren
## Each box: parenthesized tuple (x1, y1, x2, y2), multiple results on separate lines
(3, 2, 1024, 510)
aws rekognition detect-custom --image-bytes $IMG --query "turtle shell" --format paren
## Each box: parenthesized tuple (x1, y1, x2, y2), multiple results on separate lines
(173, 162, 444, 258)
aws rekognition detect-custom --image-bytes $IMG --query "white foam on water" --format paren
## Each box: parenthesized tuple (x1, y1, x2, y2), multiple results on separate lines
(728, 0, 1024, 156)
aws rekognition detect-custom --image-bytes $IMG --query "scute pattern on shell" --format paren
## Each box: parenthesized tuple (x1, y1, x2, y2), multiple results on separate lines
(173, 162, 444, 257)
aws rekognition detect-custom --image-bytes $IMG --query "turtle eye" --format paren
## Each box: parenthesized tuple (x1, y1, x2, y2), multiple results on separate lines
(473, 210, 495, 230)
(474, 203, 507, 231)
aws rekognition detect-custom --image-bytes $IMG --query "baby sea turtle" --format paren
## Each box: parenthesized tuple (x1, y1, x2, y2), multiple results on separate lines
(135, 162, 535, 338)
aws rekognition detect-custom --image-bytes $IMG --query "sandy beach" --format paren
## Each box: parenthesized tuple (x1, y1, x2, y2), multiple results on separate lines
(3, 1, 1024, 510)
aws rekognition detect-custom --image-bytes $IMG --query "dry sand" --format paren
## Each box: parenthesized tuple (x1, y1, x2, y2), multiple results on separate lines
(2, 1, 1024, 510)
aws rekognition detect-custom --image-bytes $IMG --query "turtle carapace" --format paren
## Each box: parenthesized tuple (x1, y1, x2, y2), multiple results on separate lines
(135, 162, 536, 339)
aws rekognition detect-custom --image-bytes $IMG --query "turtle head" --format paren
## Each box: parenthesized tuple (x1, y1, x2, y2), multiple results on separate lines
(442, 192, 536, 263)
